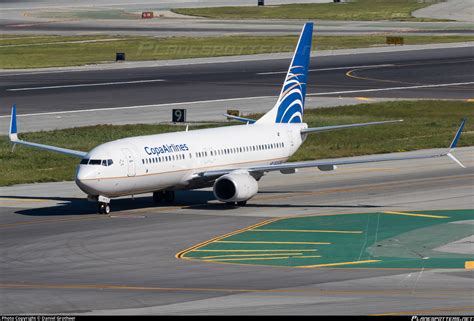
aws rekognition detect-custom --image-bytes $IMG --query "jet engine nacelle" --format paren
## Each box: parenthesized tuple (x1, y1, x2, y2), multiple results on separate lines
(213, 172, 258, 202)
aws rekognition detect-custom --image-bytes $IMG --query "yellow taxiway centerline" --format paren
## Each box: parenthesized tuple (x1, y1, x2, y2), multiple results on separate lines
(206, 255, 323, 262)
(207, 256, 294, 261)
(201, 253, 304, 259)
(300, 260, 381, 268)
(251, 229, 362, 234)
(192, 249, 318, 253)
(215, 241, 331, 245)
(383, 211, 449, 219)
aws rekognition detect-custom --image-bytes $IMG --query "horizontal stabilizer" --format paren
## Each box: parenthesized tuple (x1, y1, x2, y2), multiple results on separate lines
(301, 120, 403, 134)
(224, 114, 256, 124)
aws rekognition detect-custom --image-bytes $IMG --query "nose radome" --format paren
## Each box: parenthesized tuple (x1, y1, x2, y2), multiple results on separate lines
(76, 166, 96, 181)
(75, 166, 99, 195)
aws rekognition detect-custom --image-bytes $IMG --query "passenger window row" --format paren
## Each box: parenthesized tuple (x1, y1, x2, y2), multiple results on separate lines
(141, 141, 285, 165)
(196, 142, 285, 158)
(142, 153, 187, 165)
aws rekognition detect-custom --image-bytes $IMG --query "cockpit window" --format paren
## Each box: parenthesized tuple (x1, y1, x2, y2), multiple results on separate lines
(89, 159, 101, 165)
(81, 159, 114, 166)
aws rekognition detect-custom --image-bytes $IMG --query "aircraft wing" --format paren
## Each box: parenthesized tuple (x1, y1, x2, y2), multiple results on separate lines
(9, 105, 88, 158)
(197, 118, 467, 178)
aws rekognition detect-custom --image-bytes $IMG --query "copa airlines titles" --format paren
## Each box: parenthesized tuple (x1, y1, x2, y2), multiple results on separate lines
(144, 143, 189, 156)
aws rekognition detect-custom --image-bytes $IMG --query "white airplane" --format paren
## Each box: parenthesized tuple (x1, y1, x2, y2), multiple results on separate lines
(9, 22, 466, 214)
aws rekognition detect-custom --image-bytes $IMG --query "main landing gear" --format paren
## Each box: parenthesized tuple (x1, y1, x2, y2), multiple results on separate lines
(153, 191, 175, 204)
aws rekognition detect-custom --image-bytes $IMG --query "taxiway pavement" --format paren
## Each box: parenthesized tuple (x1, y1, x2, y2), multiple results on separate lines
(1, 147, 473, 315)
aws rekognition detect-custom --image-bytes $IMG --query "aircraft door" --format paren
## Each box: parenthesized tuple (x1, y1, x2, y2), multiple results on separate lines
(121, 148, 136, 177)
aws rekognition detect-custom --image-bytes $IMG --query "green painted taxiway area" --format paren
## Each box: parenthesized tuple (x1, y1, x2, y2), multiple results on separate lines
(178, 210, 474, 269)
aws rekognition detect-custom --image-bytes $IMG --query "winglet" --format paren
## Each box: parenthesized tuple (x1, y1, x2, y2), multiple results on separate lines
(449, 118, 466, 152)
(446, 118, 467, 168)
(9, 104, 19, 142)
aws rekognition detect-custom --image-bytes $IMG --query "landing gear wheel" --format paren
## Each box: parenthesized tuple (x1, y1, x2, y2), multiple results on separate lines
(237, 201, 247, 207)
(98, 202, 110, 215)
(226, 202, 236, 207)
(164, 191, 175, 203)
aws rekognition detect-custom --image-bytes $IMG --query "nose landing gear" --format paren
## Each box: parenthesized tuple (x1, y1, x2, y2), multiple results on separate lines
(98, 202, 110, 215)
(89, 195, 111, 215)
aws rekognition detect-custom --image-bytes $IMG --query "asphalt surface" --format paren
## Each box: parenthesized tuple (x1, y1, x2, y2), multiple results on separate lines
(3, 18, 473, 37)
(1, 0, 473, 37)
(1, 147, 473, 315)
(1, 46, 473, 118)
(413, 0, 474, 23)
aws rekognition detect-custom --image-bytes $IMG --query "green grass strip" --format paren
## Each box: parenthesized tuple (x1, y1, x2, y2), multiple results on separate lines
(1, 100, 472, 186)
(2, 34, 474, 69)
(172, 0, 446, 21)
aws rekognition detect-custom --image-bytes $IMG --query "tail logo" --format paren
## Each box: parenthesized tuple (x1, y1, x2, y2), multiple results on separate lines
(275, 65, 306, 123)
(255, 22, 313, 125)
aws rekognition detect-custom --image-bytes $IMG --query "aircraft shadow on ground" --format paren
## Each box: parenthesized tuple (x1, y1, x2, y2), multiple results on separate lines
(5, 190, 383, 216)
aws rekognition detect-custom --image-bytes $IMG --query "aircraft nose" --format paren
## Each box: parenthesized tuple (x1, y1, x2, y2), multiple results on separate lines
(75, 166, 99, 194)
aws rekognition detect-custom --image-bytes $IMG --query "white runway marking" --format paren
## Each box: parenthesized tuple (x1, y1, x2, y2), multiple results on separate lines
(7, 79, 166, 91)
(0, 38, 133, 48)
(2, 81, 473, 118)
(307, 81, 474, 96)
(0, 96, 271, 118)
(257, 64, 394, 75)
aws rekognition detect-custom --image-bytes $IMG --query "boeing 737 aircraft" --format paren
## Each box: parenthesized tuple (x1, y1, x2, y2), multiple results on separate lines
(9, 23, 466, 214)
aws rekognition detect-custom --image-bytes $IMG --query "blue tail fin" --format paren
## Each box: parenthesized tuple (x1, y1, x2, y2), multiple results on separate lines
(257, 22, 313, 124)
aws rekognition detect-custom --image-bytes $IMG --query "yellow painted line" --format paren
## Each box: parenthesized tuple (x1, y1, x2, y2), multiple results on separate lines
(300, 260, 381, 268)
(201, 253, 304, 259)
(215, 241, 331, 245)
(252, 229, 362, 234)
(0, 204, 183, 229)
(0, 216, 106, 229)
(192, 249, 318, 252)
(207, 255, 323, 262)
(176, 217, 281, 260)
(209, 256, 292, 261)
(384, 211, 449, 219)
(465, 261, 474, 269)
(0, 283, 266, 294)
(294, 255, 322, 259)
(355, 96, 373, 101)
(3, 282, 466, 297)
(255, 173, 474, 203)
